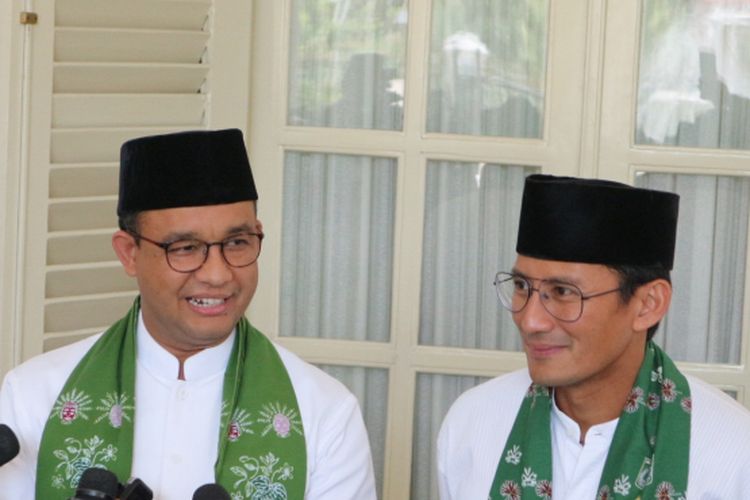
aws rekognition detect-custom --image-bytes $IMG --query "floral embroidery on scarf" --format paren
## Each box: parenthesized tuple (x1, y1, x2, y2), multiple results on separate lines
(680, 397, 692, 414)
(596, 485, 612, 500)
(94, 392, 134, 428)
(521, 467, 536, 487)
(504, 445, 522, 465)
(230, 452, 294, 500)
(51, 389, 92, 425)
(624, 387, 645, 413)
(258, 402, 302, 439)
(661, 378, 678, 402)
(499, 480, 520, 500)
(535, 479, 552, 498)
(646, 392, 661, 410)
(613, 474, 631, 495)
(51, 435, 117, 489)
(655, 481, 686, 500)
(227, 408, 255, 442)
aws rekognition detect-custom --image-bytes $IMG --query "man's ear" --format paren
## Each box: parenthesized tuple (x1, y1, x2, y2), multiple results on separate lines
(632, 279, 672, 333)
(112, 230, 139, 277)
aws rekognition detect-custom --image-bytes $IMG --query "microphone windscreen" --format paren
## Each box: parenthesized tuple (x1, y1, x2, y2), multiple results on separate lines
(192, 483, 231, 500)
(76, 467, 119, 499)
(120, 477, 153, 500)
(0, 424, 20, 466)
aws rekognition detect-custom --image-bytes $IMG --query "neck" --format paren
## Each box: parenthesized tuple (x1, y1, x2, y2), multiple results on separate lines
(554, 343, 646, 444)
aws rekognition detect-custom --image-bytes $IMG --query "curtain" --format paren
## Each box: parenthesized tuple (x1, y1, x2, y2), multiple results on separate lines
(636, 172, 750, 364)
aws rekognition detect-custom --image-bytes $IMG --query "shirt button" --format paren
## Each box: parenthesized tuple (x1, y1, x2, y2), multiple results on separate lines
(177, 388, 188, 401)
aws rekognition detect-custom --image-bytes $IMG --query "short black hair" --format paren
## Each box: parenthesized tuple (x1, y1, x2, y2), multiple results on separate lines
(606, 264, 671, 341)
(118, 211, 140, 233)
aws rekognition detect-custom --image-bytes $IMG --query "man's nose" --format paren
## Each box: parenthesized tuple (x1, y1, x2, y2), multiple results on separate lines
(193, 244, 232, 284)
(514, 288, 555, 333)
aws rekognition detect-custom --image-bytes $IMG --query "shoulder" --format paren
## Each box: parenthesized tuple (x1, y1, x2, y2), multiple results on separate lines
(2, 334, 101, 401)
(687, 374, 750, 431)
(685, 375, 750, 494)
(442, 368, 530, 428)
(437, 369, 530, 500)
(439, 368, 530, 454)
(273, 341, 355, 406)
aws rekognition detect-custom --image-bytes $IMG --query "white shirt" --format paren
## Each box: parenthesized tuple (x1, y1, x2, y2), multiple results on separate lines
(438, 369, 750, 499)
(0, 314, 376, 500)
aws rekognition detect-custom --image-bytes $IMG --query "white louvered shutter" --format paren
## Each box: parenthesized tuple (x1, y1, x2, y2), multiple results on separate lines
(19, 0, 251, 358)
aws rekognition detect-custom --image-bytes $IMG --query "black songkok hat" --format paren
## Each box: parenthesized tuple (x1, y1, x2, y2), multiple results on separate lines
(516, 174, 680, 269)
(117, 129, 257, 216)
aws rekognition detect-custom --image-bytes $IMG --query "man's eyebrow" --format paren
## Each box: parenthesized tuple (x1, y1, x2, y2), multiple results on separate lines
(509, 267, 580, 286)
(160, 230, 199, 242)
(225, 223, 255, 235)
(159, 224, 256, 242)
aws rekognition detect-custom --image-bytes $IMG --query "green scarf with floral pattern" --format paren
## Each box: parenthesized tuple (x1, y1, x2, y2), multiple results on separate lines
(489, 342, 690, 500)
(36, 298, 306, 499)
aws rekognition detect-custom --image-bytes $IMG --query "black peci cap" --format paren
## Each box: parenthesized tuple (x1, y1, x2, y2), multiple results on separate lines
(117, 129, 257, 216)
(516, 174, 680, 269)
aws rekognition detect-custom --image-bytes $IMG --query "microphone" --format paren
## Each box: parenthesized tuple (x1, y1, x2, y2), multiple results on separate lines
(0, 424, 20, 466)
(192, 483, 231, 500)
(68, 467, 119, 500)
(120, 477, 153, 500)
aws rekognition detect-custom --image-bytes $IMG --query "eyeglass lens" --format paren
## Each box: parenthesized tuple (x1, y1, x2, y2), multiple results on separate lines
(494, 272, 584, 322)
(166, 234, 262, 272)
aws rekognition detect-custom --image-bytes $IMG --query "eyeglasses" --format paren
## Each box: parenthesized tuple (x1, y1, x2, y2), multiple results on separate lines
(129, 231, 264, 273)
(493, 271, 622, 322)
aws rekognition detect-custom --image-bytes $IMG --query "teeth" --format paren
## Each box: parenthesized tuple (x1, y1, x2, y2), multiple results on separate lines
(189, 297, 225, 307)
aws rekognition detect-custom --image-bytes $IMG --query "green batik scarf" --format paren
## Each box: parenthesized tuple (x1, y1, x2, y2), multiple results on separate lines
(489, 341, 691, 500)
(36, 298, 307, 499)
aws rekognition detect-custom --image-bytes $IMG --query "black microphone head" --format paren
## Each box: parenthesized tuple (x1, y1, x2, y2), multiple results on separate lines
(120, 477, 153, 500)
(0, 424, 20, 466)
(192, 483, 231, 500)
(75, 467, 119, 499)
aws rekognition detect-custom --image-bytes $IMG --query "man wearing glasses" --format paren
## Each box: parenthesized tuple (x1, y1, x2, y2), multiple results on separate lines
(438, 175, 750, 499)
(0, 129, 376, 499)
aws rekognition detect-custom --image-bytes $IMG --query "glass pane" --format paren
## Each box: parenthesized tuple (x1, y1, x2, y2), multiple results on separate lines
(318, 364, 388, 500)
(635, 172, 750, 364)
(637, 1, 750, 149)
(287, 0, 407, 130)
(419, 161, 538, 348)
(411, 372, 489, 500)
(426, 0, 549, 137)
(280, 152, 396, 342)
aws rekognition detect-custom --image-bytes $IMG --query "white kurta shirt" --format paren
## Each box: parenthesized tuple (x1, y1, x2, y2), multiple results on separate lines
(0, 314, 376, 500)
(438, 369, 750, 499)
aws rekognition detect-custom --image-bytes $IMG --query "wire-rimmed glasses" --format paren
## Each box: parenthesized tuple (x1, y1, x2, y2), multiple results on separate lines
(493, 271, 622, 322)
(129, 231, 264, 273)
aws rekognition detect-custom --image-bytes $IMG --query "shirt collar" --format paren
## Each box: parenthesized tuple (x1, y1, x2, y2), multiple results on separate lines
(136, 311, 235, 381)
(551, 391, 619, 444)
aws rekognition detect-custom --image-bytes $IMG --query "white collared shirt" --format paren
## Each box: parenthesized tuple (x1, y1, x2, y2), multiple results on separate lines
(0, 313, 376, 499)
(438, 368, 750, 499)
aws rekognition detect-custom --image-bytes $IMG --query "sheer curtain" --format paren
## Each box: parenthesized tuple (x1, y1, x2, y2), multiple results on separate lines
(412, 163, 535, 499)
(636, 172, 750, 364)
(410, 373, 488, 500)
(419, 161, 534, 350)
(427, 0, 548, 137)
(319, 364, 389, 500)
(280, 152, 396, 495)
(280, 152, 396, 342)
(287, 0, 407, 130)
(637, 0, 750, 149)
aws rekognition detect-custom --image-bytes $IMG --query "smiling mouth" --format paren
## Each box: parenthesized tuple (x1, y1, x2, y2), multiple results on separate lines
(188, 297, 227, 307)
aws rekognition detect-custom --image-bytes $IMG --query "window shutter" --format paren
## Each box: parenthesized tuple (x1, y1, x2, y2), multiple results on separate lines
(24, 0, 224, 355)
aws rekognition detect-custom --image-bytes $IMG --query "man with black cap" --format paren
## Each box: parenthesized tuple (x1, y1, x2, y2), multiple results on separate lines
(437, 175, 750, 499)
(0, 129, 376, 499)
